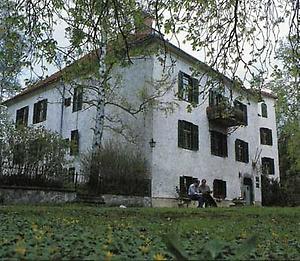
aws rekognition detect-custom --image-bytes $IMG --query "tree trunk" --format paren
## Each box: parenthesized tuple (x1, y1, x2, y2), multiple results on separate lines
(89, 33, 107, 192)
(92, 33, 107, 151)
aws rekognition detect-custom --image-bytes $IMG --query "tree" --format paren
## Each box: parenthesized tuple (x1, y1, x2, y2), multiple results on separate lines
(3, 0, 299, 150)
(268, 37, 299, 204)
(160, 0, 299, 83)
(0, 0, 27, 102)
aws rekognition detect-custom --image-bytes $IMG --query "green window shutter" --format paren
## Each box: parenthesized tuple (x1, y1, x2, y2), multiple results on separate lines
(192, 78, 199, 104)
(268, 129, 273, 145)
(223, 134, 228, 157)
(179, 176, 185, 196)
(243, 104, 248, 125)
(178, 71, 183, 99)
(260, 128, 263, 144)
(245, 142, 249, 163)
(24, 106, 29, 126)
(42, 100, 47, 121)
(235, 140, 239, 161)
(210, 131, 216, 155)
(73, 88, 77, 112)
(178, 120, 184, 148)
(209, 90, 214, 106)
(192, 124, 199, 151)
(33, 103, 37, 124)
(270, 159, 275, 174)
(222, 180, 227, 198)
(71, 130, 79, 155)
(78, 88, 83, 111)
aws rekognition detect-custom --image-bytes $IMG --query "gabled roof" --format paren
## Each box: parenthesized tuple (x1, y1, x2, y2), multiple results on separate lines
(3, 32, 276, 105)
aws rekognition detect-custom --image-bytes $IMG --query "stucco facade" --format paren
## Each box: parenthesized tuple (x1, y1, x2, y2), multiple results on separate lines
(4, 38, 279, 206)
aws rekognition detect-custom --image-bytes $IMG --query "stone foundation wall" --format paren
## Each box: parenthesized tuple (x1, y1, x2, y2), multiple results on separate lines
(102, 194, 151, 207)
(0, 186, 76, 204)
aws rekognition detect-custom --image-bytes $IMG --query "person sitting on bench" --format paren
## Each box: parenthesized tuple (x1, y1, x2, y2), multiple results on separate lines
(188, 179, 204, 208)
(199, 179, 217, 207)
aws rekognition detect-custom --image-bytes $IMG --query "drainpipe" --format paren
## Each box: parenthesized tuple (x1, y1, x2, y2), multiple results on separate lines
(59, 83, 65, 136)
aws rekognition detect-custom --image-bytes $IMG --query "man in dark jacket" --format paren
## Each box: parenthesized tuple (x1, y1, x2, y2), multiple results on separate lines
(199, 179, 217, 207)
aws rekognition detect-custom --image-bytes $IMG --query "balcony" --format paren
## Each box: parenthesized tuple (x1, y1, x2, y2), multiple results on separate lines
(206, 104, 245, 127)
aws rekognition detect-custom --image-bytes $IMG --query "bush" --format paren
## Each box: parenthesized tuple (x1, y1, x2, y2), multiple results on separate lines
(261, 175, 294, 206)
(0, 124, 71, 189)
(80, 141, 150, 196)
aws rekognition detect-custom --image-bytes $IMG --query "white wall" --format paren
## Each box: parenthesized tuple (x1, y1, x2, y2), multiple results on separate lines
(6, 51, 279, 204)
(150, 52, 279, 203)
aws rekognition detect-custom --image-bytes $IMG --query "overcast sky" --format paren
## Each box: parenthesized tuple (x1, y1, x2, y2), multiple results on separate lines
(20, 13, 290, 89)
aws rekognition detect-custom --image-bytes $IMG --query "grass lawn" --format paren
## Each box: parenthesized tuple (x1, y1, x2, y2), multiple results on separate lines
(0, 205, 299, 260)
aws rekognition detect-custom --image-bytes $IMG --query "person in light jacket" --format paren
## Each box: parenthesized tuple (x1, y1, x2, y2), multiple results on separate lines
(188, 179, 204, 208)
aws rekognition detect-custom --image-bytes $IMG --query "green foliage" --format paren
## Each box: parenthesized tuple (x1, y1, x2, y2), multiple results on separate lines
(164, 232, 256, 260)
(81, 141, 149, 196)
(0, 123, 71, 188)
(269, 38, 299, 201)
(0, 1, 25, 100)
(81, 140, 147, 179)
(0, 206, 299, 260)
(261, 175, 295, 206)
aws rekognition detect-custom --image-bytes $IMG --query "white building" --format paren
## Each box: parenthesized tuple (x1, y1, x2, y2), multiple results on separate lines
(4, 34, 279, 207)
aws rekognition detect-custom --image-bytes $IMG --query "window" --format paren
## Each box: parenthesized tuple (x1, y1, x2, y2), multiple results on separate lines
(178, 120, 199, 151)
(72, 86, 83, 112)
(209, 90, 227, 107)
(234, 100, 248, 125)
(235, 139, 249, 163)
(260, 128, 272, 145)
(16, 106, 29, 127)
(178, 71, 199, 104)
(70, 130, 79, 156)
(262, 157, 275, 175)
(210, 131, 228, 157)
(64, 97, 71, 107)
(179, 176, 197, 196)
(255, 177, 260, 188)
(213, 179, 226, 199)
(33, 99, 47, 124)
(261, 103, 268, 118)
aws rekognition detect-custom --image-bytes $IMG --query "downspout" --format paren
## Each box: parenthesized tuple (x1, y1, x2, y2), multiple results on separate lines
(59, 82, 65, 136)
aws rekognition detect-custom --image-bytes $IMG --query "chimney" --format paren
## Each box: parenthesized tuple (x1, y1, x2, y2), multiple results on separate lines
(135, 11, 154, 36)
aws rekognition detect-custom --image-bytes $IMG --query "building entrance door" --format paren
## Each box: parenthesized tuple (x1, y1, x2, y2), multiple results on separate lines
(242, 177, 254, 205)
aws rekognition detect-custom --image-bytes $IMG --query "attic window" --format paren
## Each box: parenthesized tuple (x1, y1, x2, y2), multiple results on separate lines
(261, 103, 268, 118)
(178, 71, 199, 104)
(33, 99, 47, 124)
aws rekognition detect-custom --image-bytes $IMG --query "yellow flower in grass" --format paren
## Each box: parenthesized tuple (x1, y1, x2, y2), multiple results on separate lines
(153, 253, 166, 261)
(15, 246, 26, 256)
(104, 251, 114, 261)
(139, 245, 150, 254)
(31, 224, 38, 231)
